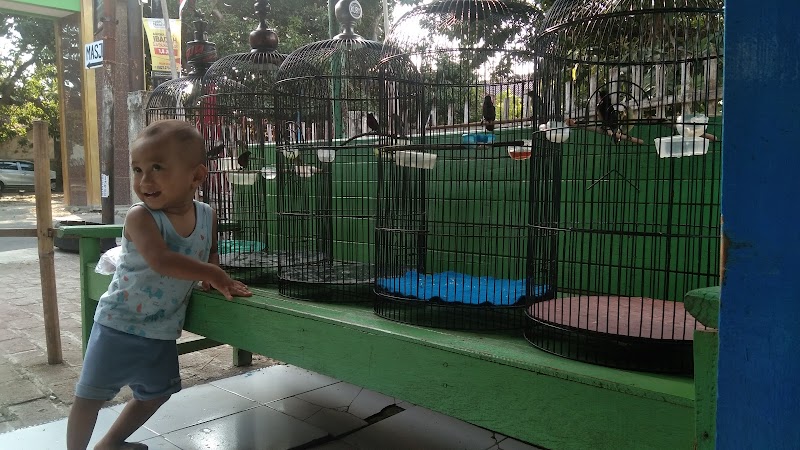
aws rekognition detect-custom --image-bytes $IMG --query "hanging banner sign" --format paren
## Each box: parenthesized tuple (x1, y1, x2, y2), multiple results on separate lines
(142, 18, 182, 74)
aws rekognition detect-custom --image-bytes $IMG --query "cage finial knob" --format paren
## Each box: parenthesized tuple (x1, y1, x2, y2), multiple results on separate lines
(186, 16, 217, 74)
(334, 0, 363, 39)
(192, 16, 207, 41)
(249, 0, 279, 52)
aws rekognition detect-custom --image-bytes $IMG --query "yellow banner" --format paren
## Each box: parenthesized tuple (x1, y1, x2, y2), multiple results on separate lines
(142, 18, 182, 74)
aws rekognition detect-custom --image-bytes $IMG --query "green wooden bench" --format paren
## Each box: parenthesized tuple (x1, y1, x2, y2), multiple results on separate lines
(685, 286, 721, 450)
(60, 224, 703, 450)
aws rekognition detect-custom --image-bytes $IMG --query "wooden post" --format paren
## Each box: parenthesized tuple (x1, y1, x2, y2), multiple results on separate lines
(127, 91, 147, 203)
(127, 0, 145, 92)
(159, 0, 179, 80)
(99, 0, 117, 224)
(33, 120, 63, 365)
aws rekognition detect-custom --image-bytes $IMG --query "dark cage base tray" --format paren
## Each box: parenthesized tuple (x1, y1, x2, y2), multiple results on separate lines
(524, 296, 702, 375)
(219, 250, 280, 284)
(278, 260, 375, 303)
(374, 293, 532, 331)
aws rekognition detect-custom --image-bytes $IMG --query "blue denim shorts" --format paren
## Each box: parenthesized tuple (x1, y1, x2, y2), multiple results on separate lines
(75, 323, 181, 401)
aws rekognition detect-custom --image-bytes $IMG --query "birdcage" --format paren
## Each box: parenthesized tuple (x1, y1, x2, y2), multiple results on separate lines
(198, 0, 287, 284)
(145, 17, 217, 124)
(372, 0, 544, 330)
(272, 0, 387, 301)
(524, 0, 724, 374)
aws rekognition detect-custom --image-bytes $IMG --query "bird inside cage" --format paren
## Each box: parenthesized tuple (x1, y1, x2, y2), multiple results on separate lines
(482, 94, 497, 132)
(596, 90, 622, 143)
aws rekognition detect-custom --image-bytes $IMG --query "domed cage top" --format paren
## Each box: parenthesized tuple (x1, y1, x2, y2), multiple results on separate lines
(272, 0, 386, 302)
(198, 0, 287, 284)
(145, 17, 217, 124)
(372, 0, 545, 330)
(525, 0, 724, 374)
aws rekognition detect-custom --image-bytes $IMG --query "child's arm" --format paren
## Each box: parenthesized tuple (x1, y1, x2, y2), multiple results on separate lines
(200, 209, 251, 298)
(124, 205, 250, 300)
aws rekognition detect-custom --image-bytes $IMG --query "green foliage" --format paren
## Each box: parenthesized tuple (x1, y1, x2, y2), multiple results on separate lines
(495, 91, 523, 119)
(186, 0, 391, 58)
(0, 15, 59, 144)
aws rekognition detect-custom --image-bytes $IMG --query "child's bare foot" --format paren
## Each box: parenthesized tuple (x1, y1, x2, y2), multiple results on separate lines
(94, 442, 147, 450)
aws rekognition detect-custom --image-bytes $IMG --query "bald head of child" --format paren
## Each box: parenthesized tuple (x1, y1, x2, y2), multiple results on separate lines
(132, 119, 206, 167)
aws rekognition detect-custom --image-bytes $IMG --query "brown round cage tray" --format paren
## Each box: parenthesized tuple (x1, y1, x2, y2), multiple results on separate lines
(528, 296, 703, 341)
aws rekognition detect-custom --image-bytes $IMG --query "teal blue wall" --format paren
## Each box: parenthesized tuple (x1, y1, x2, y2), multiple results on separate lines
(717, 1, 800, 447)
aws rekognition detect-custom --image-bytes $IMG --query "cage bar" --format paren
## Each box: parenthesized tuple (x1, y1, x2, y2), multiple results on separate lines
(198, 0, 286, 284)
(525, 0, 724, 374)
(373, 0, 544, 330)
(273, 0, 386, 301)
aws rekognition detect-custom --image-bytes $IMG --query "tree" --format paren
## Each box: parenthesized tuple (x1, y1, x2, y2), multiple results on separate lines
(0, 15, 59, 144)
(180, 0, 400, 59)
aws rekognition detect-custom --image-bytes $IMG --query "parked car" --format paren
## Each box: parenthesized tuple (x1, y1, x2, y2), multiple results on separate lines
(0, 160, 56, 192)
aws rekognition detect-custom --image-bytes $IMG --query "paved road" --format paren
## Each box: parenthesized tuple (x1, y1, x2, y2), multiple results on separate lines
(0, 193, 105, 253)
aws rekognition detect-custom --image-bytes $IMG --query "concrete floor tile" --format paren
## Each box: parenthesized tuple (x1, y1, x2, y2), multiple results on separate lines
(140, 384, 259, 435)
(308, 439, 360, 449)
(488, 437, 547, 450)
(55, 302, 81, 314)
(396, 400, 416, 410)
(0, 362, 19, 383)
(0, 303, 32, 318)
(304, 408, 367, 437)
(211, 364, 338, 404)
(160, 405, 328, 450)
(47, 381, 78, 405)
(0, 421, 15, 433)
(5, 349, 48, 367)
(137, 436, 183, 449)
(20, 361, 80, 388)
(347, 388, 398, 420)
(0, 379, 45, 406)
(295, 382, 363, 411)
(342, 406, 503, 450)
(56, 317, 82, 333)
(6, 297, 38, 307)
(266, 396, 324, 421)
(0, 328, 18, 342)
(0, 406, 155, 450)
(17, 304, 47, 318)
(7, 316, 46, 331)
(0, 337, 37, 356)
(5, 398, 70, 430)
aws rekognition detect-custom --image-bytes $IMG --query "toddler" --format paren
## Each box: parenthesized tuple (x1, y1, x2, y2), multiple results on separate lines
(66, 120, 252, 450)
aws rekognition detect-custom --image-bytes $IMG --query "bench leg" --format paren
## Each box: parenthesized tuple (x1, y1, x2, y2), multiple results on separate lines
(233, 347, 252, 367)
(79, 238, 102, 356)
(694, 329, 719, 450)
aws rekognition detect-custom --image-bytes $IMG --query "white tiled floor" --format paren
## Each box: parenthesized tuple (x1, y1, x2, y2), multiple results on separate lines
(0, 364, 544, 450)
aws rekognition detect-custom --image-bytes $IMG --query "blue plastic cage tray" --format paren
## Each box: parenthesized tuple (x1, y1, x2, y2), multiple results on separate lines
(461, 132, 495, 149)
(377, 270, 547, 306)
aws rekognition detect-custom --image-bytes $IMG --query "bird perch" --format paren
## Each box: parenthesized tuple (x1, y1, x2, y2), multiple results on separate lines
(426, 116, 536, 132)
(565, 118, 645, 145)
(701, 133, 719, 142)
(339, 131, 411, 146)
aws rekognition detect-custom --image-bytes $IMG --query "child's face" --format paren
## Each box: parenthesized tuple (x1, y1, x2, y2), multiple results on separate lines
(130, 139, 205, 213)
